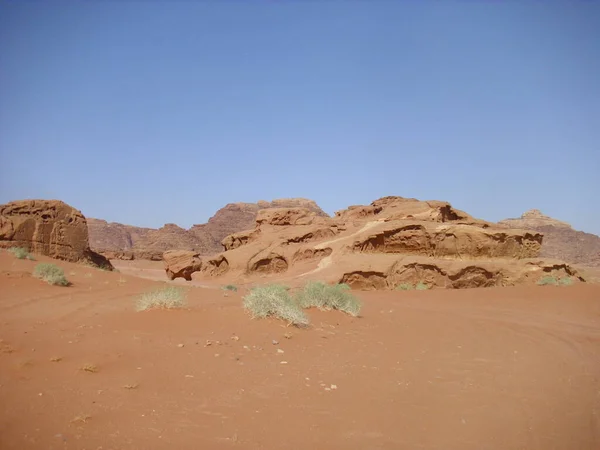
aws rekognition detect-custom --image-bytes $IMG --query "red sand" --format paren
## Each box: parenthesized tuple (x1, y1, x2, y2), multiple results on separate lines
(1, 251, 599, 449)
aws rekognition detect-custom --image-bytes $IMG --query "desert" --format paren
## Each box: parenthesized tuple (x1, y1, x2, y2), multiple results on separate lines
(1, 196, 599, 449)
(2, 2, 599, 448)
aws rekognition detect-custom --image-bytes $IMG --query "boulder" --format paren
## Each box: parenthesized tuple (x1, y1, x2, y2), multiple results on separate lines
(163, 250, 202, 281)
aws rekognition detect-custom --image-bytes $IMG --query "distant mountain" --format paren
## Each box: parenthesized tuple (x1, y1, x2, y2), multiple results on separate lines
(499, 209, 600, 267)
(87, 198, 328, 260)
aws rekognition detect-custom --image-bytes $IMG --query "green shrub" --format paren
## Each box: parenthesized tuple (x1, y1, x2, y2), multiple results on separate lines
(243, 284, 308, 326)
(296, 281, 361, 316)
(396, 283, 413, 291)
(415, 282, 430, 290)
(559, 276, 574, 286)
(222, 284, 238, 292)
(136, 286, 186, 311)
(9, 247, 35, 260)
(33, 263, 69, 286)
(538, 275, 558, 286)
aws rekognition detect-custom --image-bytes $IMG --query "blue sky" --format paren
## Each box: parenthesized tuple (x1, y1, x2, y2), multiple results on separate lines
(1, 2, 598, 233)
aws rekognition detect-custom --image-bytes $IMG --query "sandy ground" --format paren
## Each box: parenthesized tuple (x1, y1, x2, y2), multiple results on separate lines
(1, 251, 600, 450)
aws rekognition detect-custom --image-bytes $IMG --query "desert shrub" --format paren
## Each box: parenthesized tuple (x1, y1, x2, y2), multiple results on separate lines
(33, 263, 69, 286)
(396, 283, 413, 291)
(538, 275, 558, 286)
(222, 284, 238, 292)
(136, 286, 186, 311)
(243, 284, 308, 326)
(415, 282, 430, 290)
(296, 281, 362, 316)
(9, 247, 34, 260)
(559, 276, 574, 286)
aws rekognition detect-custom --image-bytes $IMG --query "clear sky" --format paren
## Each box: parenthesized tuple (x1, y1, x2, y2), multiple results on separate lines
(1, 2, 598, 234)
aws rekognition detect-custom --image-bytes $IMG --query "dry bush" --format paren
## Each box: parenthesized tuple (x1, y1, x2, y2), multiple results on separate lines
(296, 281, 361, 316)
(33, 263, 69, 286)
(9, 247, 34, 260)
(243, 284, 308, 326)
(136, 286, 186, 311)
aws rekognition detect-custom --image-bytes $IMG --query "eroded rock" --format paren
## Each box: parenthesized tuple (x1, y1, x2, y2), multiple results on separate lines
(163, 250, 202, 281)
(0, 199, 113, 269)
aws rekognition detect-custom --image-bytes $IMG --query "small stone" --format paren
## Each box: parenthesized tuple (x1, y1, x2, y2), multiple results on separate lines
(324, 388, 331, 391)
(38, 393, 43, 396)
(272, 340, 279, 345)
(231, 335, 240, 341)
(177, 344, 184, 348)
(284, 333, 292, 339)
(331, 384, 337, 390)
(280, 361, 288, 365)
(277, 349, 285, 354)
(214, 353, 220, 357)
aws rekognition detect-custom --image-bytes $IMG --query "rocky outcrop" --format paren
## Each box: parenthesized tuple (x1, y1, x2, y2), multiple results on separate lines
(88, 198, 329, 259)
(336, 196, 490, 227)
(0, 200, 113, 269)
(499, 210, 600, 267)
(163, 250, 202, 281)
(179, 195, 584, 290)
(336, 255, 584, 290)
(256, 208, 320, 227)
(350, 222, 542, 259)
(221, 229, 261, 251)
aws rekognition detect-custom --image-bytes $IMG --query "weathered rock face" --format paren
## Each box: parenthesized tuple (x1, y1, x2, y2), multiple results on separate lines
(163, 250, 202, 281)
(335, 196, 490, 227)
(350, 222, 542, 259)
(499, 210, 600, 267)
(255, 208, 321, 227)
(182, 195, 584, 290)
(89, 198, 329, 259)
(221, 229, 261, 251)
(0, 200, 113, 269)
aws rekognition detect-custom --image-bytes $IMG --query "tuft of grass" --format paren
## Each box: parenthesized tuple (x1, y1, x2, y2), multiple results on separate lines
(136, 286, 186, 311)
(296, 281, 362, 317)
(8, 247, 35, 260)
(70, 414, 91, 424)
(222, 284, 238, 292)
(559, 276, 574, 286)
(396, 283, 413, 291)
(122, 383, 139, 390)
(243, 284, 309, 327)
(80, 364, 98, 373)
(415, 282, 430, 290)
(538, 275, 558, 286)
(33, 263, 69, 286)
(50, 356, 63, 362)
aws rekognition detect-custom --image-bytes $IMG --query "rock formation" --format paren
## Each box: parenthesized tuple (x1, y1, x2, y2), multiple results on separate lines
(0, 200, 113, 269)
(499, 210, 600, 267)
(167, 196, 585, 290)
(163, 250, 202, 281)
(88, 198, 328, 260)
